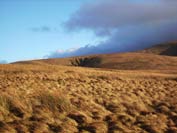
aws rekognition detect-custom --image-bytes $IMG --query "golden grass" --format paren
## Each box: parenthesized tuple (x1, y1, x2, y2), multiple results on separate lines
(36, 90, 72, 113)
(0, 63, 177, 132)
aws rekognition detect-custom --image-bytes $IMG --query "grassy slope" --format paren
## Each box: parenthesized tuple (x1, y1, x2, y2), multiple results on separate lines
(14, 52, 177, 71)
(2, 41, 176, 132)
(0, 64, 177, 132)
(13, 41, 177, 70)
(139, 41, 177, 56)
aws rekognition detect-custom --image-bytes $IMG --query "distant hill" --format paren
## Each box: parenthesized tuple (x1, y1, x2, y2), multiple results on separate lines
(13, 41, 177, 70)
(97, 53, 177, 70)
(139, 41, 177, 56)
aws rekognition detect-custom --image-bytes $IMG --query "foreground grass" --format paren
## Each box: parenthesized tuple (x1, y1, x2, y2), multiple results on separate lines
(0, 64, 177, 133)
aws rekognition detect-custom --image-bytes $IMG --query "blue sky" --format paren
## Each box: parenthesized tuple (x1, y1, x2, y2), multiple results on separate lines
(0, 0, 99, 62)
(1, 0, 177, 63)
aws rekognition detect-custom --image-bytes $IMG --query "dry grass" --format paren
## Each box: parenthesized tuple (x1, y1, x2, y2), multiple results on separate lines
(0, 63, 177, 132)
(13, 42, 177, 71)
(36, 90, 72, 113)
(14, 52, 177, 71)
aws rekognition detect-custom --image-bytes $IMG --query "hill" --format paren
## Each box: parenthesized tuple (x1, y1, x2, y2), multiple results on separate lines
(13, 41, 177, 70)
(1, 41, 177, 132)
(139, 41, 177, 56)
(14, 53, 177, 71)
(96, 53, 177, 70)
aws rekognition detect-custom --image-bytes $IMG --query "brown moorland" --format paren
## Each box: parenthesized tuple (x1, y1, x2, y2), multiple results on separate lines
(13, 42, 177, 70)
(0, 42, 177, 133)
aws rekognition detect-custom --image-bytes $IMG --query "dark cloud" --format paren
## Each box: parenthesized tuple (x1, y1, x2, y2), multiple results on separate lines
(48, 0, 177, 58)
(65, 0, 177, 32)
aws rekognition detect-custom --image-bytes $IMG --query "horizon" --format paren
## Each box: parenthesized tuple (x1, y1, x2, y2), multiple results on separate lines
(1, 0, 177, 63)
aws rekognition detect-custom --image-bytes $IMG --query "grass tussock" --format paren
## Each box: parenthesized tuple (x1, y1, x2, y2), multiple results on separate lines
(0, 94, 24, 118)
(0, 94, 11, 110)
(36, 90, 72, 113)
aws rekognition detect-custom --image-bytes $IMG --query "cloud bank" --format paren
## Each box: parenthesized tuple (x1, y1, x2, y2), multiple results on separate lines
(48, 0, 177, 58)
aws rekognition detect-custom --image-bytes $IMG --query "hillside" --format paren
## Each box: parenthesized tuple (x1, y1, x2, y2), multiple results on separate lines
(97, 53, 177, 70)
(13, 42, 177, 71)
(139, 41, 177, 56)
(1, 42, 177, 132)
(0, 64, 177, 133)
(14, 53, 177, 71)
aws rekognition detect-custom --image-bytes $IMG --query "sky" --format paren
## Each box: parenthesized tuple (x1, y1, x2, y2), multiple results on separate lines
(1, 0, 177, 63)
(0, 0, 97, 62)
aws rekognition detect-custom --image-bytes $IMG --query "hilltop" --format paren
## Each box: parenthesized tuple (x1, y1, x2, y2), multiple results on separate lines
(14, 41, 177, 70)
(139, 41, 177, 56)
